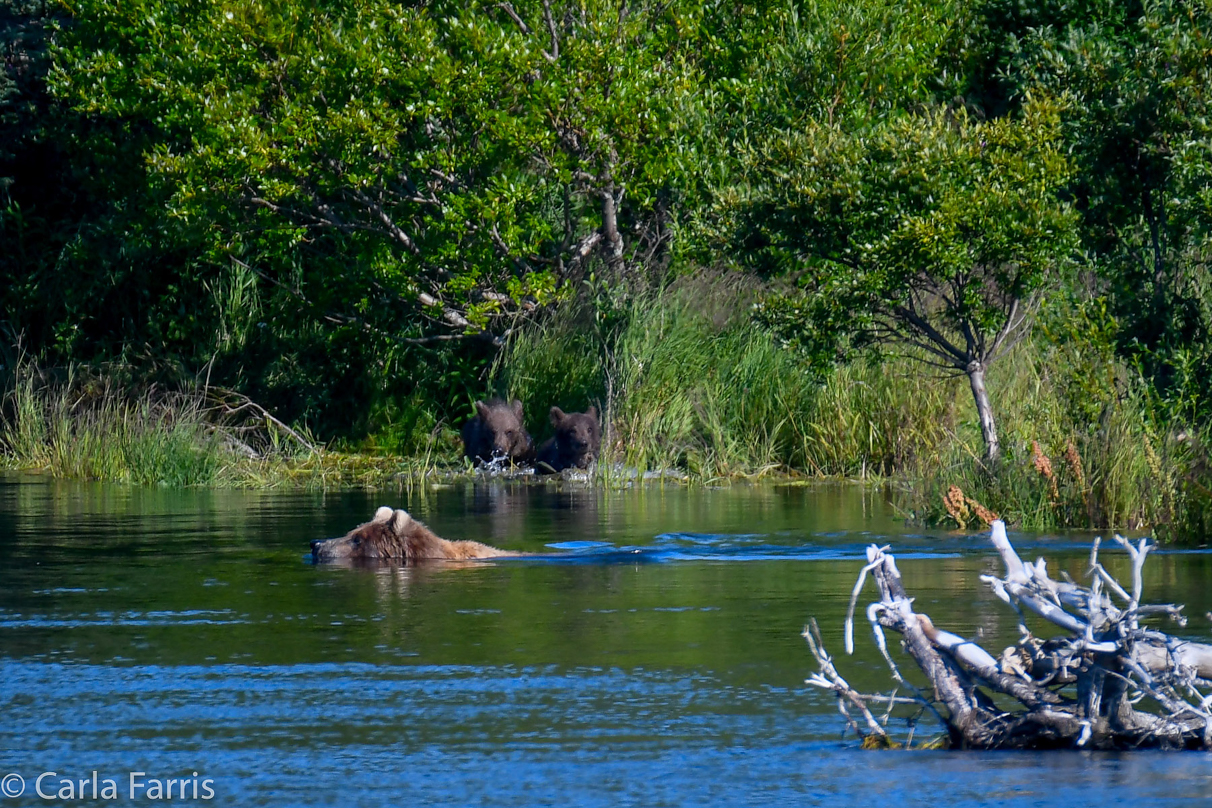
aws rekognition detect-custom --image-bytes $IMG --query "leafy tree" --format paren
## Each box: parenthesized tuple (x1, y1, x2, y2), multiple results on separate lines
(1, 0, 57, 188)
(31, 0, 708, 435)
(493, 0, 706, 277)
(1, 0, 77, 354)
(691, 0, 971, 249)
(730, 97, 1079, 463)
(52, 0, 703, 337)
(976, 0, 1212, 417)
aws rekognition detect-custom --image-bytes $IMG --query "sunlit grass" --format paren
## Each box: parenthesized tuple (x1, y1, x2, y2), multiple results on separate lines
(911, 343, 1208, 538)
(1, 366, 224, 486)
(497, 280, 956, 480)
(0, 362, 448, 490)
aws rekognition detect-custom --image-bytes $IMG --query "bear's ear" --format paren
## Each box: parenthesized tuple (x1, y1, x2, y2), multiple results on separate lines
(511, 399, 524, 420)
(373, 506, 393, 523)
(474, 400, 490, 419)
(391, 509, 412, 533)
(585, 404, 597, 421)
(549, 406, 565, 427)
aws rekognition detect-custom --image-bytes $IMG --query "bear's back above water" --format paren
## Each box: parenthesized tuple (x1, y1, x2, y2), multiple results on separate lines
(537, 405, 601, 472)
(461, 398, 534, 465)
(311, 506, 514, 562)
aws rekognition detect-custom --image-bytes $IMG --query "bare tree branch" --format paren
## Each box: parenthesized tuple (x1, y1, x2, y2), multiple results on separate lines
(496, 1, 531, 33)
(541, 0, 559, 62)
(230, 257, 505, 348)
(889, 303, 968, 367)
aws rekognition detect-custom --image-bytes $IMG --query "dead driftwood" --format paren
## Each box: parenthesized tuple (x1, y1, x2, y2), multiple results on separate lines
(805, 520, 1212, 749)
(203, 387, 318, 457)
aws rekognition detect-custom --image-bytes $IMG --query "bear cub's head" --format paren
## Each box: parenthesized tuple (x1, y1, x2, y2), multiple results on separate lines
(311, 506, 411, 561)
(550, 405, 601, 469)
(465, 398, 533, 463)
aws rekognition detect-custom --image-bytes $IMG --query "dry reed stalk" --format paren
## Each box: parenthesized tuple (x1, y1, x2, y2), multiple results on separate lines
(1030, 440, 1059, 502)
(965, 496, 999, 526)
(1063, 440, 1087, 496)
(1142, 431, 1175, 523)
(943, 484, 970, 528)
(944, 484, 998, 527)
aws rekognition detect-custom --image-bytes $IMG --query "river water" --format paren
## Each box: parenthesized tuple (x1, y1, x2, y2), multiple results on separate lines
(1, 474, 1210, 806)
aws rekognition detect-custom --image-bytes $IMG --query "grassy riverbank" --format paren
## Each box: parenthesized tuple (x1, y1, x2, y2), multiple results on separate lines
(4, 286, 1210, 540)
(495, 283, 1211, 538)
(0, 364, 446, 490)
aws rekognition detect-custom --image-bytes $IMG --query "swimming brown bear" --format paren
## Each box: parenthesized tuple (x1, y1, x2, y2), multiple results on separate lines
(311, 506, 517, 562)
(536, 406, 600, 472)
(461, 398, 534, 466)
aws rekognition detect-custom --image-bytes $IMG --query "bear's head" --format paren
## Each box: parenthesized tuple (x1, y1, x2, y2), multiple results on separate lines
(550, 405, 601, 468)
(311, 506, 411, 561)
(476, 399, 532, 461)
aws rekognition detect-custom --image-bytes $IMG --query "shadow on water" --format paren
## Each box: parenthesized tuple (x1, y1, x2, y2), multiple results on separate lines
(2, 473, 1212, 807)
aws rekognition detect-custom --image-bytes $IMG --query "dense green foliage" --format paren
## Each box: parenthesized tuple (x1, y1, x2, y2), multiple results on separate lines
(971, 0, 1212, 403)
(2, 0, 1211, 533)
(4, 0, 709, 436)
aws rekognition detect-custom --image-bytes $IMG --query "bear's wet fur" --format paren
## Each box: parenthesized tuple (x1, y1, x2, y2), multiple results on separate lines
(536, 405, 601, 472)
(461, 398, 534, 465)
(311, 506, 515, 562)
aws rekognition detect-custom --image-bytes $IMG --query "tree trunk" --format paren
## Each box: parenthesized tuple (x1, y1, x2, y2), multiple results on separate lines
(966, 361, 999, 465)
(601, 185, 624, 273)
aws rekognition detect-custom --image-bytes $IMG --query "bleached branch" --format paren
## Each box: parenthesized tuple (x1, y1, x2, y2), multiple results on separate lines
(805, 519, 1212, 749)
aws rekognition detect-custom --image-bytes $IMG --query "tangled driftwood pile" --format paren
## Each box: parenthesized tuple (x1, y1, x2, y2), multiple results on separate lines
(805, 521, 1212, 749)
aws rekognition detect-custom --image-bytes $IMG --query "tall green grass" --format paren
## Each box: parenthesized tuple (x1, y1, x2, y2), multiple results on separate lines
(0, 363, 445, 489)
(5, 280, 1209, 538)
(914, 332, 1211, 537)
(1, 366, 224, 486)
(496, 278, 956, 479)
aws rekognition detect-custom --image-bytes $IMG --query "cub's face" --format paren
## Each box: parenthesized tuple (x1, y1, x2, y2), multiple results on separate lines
(478, 399, 532, 460)
(551, 406, 600, 463)
(311, 506, 409, 561)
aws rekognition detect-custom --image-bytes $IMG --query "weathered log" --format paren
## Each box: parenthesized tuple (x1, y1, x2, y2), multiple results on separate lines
(806, 520, 1212, 750)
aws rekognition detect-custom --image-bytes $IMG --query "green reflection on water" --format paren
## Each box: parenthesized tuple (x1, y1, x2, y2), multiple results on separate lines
(2, 473, 1210, 700)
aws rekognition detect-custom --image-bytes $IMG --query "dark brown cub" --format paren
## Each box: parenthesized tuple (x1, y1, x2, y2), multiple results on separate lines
(461, 398, 534, 465)
(536, 405, 601, 472)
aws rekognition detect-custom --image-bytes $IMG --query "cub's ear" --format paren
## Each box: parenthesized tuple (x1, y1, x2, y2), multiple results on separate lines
(585, 404, 597, 421)
(391, 509, 413, 532)
(474, 400, 490, 419)
(373, 506, 394, 523)
(511, 399, 524, 420)
(549, 406, 566, 427)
